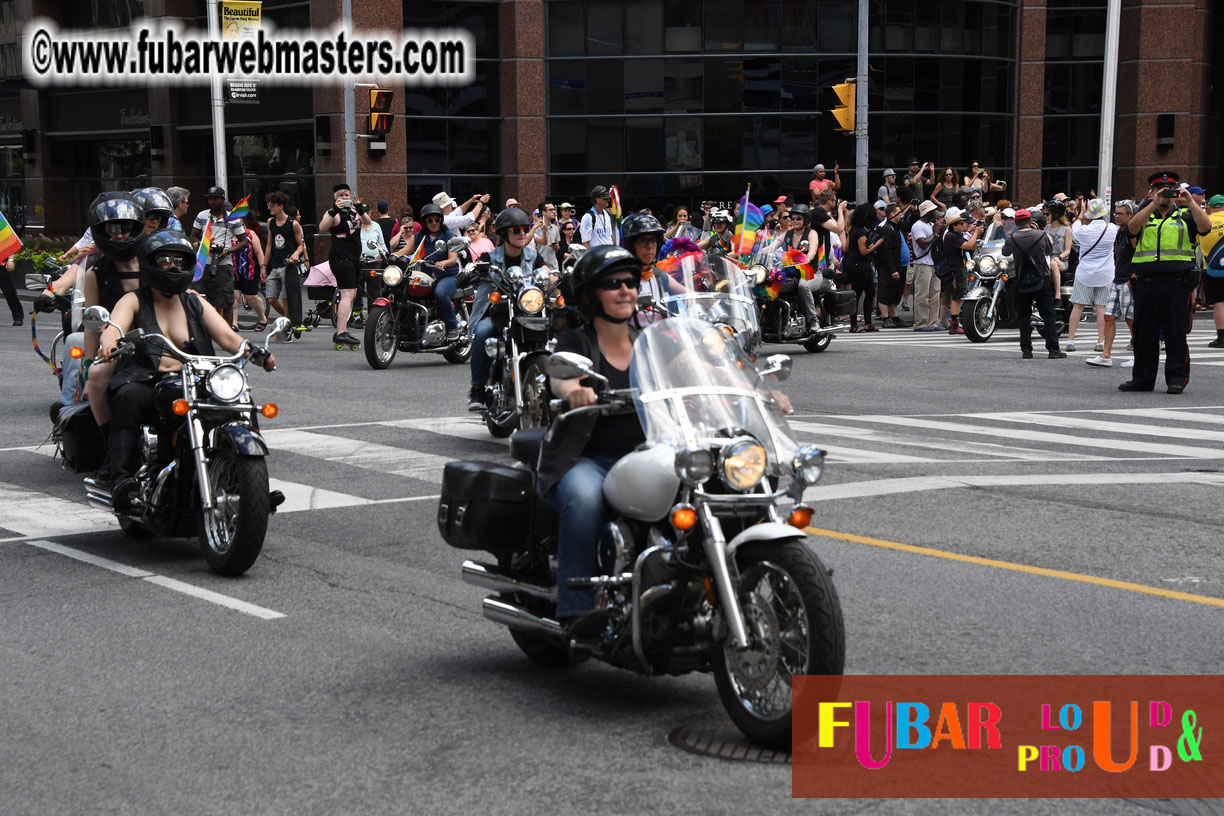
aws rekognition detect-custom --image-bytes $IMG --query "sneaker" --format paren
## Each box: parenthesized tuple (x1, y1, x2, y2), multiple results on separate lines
(1121, 357, 1134, 368)
(914, 325, 939, 332)
(1094, 342, 1104, 352)
(1086, 355, 1113, 367)
(1049, 350, 1068, 359)
(1065, 342, 1076, 352)
(948, 322, 965, 335)
(935, 321, 948, 331)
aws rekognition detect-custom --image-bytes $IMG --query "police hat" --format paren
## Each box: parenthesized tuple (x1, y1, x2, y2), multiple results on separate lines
(1148, 171, 1180, 185)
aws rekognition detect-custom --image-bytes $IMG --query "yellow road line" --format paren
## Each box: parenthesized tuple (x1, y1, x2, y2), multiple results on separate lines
(804, 525, 1224, 610)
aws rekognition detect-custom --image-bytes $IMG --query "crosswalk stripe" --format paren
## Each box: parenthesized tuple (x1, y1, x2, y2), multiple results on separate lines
(967, 412, 1224, 444)
(261, 428, 452, 483)
(787, 419, 1102, 461)
(1093, 408, 1224, 425)
(0, 480, 117, 537)
(839, 415, 1224, 459)
(380, 416, 507, 445)
(803, 471, 1224, 502)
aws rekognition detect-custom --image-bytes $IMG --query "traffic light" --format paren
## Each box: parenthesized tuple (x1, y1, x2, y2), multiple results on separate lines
(831, 82, 856, 133)
(369, 89, 394, 135)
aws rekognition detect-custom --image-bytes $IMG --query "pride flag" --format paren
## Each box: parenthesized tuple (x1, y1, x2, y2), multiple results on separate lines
(225, 194, 251, 223)
(408, 236, 428, 263)
(0, 208, 22, 262)
(193, 219, 212, 282)
(782, 248, 816, 281)
(734, 189, 764, 255)
(609, 185, 622, 245)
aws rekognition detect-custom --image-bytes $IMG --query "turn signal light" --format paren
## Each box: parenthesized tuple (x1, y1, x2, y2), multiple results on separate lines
(69, 346, 84, 359)
(788, 505, 814, 529)
(261, 403, 279, 419)
(555, 295, 565, 307)
(489, 291, 503, 303)
(671, 506, 697, 531)
(171, 399, 190, 416)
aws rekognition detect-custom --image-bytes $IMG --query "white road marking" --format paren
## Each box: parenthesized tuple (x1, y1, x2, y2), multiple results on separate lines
(0, 481, 117, 537)
(1091, 408, 1224, 425)
(840, 415, 1224, 459)
(788, 419, 1103, 461)
(267, 478, 440, 512)
(22, 539, 286, 619)
(968, 411, 1224, 443)
(804, 471, 1224, 502)
(261, 428, 452, 483)
(381, 416, 507, 445)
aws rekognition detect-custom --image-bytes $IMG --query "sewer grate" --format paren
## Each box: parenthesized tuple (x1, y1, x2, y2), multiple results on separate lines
(1125, 801, 1224, 816)
(666, 721, 791, 764)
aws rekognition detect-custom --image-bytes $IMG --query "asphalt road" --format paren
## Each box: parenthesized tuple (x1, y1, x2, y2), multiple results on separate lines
(2, 303, 1223, 816)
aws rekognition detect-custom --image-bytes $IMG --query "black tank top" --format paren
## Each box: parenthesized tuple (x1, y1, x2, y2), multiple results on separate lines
(266, 217, 297, 269)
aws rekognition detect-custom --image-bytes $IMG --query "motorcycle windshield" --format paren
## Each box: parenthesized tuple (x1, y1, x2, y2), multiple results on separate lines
(632, 318, 799, 473)
(981, 222, 1007, 249)
(655, 252, 758, 339)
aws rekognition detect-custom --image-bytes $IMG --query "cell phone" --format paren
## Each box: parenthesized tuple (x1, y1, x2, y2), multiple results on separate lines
(1159, 189, 1178, 199)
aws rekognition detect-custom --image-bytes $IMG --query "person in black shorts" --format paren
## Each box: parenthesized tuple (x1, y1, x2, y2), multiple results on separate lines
(318, 182, 370, 348)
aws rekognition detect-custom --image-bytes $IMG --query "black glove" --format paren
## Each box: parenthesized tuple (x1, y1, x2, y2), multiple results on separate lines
(33, 294, 56, 312)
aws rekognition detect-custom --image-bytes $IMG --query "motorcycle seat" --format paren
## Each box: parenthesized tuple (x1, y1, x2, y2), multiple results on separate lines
(508, 427, 547, 466)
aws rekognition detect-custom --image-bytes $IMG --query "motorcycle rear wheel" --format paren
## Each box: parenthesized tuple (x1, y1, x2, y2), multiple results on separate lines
(713, 540, 845, 751)
(199, 450, 270, 576)
(802, 333, 832, 353)
(963, 299, 996, 343)
(364, 304, 398, 369)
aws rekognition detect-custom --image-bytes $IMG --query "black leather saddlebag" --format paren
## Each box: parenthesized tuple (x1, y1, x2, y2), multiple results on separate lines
(438, 461, 533, 552)
(57, 402, 106, 473)
(826, 290, 858, 316)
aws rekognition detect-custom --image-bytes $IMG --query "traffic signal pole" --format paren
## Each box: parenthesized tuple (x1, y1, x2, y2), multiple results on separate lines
(1098, 0, 1121, 208)
(206, 0, 227, 193)
(855, 0, 868, 204)
(342, 0, 357, 197)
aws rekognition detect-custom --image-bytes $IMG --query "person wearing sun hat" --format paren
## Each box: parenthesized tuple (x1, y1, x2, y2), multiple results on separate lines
(1068, 198, 1117, 362)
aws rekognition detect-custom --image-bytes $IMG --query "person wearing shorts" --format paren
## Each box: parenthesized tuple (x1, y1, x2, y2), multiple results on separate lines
(190, 186, 247, 325)
(318, 182, 370, 346)
(1066, 199, 1117, 355)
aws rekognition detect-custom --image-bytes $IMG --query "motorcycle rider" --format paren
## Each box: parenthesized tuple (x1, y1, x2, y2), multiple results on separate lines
(622, 213, 684, 325)
(97, 231, 275, 514)
(131, 188, 174, 235)
(410, 202, 463, 342)
(699, 209, 735, 255)
(764, 203, 832, 328)
(467, 207, 540, 411)
(541, 245, 644, 635)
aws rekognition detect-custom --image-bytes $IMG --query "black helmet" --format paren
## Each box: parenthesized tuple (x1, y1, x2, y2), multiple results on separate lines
(131, 187, 173, 230)
(621, 213, 664, 245)
(571, 245, 641, 323)
(492, 206, 531, 235)
(88, 192, 145, 261)
(788, 203, 811, 222)
(1045, 200, 1067, 221)
(419, 203, 444, 221)
(139, 230, 196, 296)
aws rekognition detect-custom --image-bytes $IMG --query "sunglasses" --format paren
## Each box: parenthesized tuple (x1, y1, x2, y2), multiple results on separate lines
(594, 276, 636, 291)
(152, 253, 189, 268)
(105, 221, 137, 236)
(424, 216, 442, 223)
(465, 227, 480, 234)
(507, 226, 531, 235)
(972, 163, 980, 168)
(563, 226, 575, 232)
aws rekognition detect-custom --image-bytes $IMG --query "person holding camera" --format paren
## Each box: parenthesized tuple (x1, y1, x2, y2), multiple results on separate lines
(845, 203, 884, 332)
(941, 209, 985, 335)
(1119, 171, 1212, 393)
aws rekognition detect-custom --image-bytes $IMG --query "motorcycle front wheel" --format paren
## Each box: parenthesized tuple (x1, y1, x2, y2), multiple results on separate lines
(962, 299, 996, 342)
(802, 333, 832, 353)
(517, 357, 551, 431)
(364, 304, 399, 369)
(199, 450, 270, 576)
(713, 540, 845, 751)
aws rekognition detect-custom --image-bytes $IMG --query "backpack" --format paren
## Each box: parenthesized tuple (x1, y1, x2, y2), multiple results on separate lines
(929, 226, 946, 268)
(1010, 231, 1048, 293)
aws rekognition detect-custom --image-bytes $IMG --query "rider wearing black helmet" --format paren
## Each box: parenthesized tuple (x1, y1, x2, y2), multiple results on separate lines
(98, 231, 273, 511)
(540, 245, 645, 634)
(465, 205, 542, 410)
(622, 212, 682, 324)
(131, 187, 174, 235)
(764, 201, 833, 328)
(410, 201, 463, 341)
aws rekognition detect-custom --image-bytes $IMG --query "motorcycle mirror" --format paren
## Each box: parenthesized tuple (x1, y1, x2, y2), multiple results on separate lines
(547, 351, 595, 382)
(507, 266, 524, 282)
(25, 274, 48, 290)
(749, 264, 767, 285)
(799, 241, 810, 253)
(447, 237, 469, 253)
(270, 317, 290, 337)
(434, 239, 446, 252)
(366, 239, 379, 249)
(759, 353, 793, 382)
(82, 305, 112, 333)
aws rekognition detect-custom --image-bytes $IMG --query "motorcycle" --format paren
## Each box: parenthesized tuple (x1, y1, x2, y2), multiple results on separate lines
(961, 222, 1070, 342)
(749, 241, 855, 353)
(438, 312, 845, 749)
(363, 237, 474, 369)
(77, 306, 287, 576)
(477, 261, 566, 438)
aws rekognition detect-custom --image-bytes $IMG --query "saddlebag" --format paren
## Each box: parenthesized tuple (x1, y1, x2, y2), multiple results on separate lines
(825, 290, 858, 316)
(438, 461, 533, 553)
(56, 402, 107, 473)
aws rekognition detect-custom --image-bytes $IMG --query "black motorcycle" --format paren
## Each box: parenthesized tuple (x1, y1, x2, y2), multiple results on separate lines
(477, 261, 566, 438)
(363, 238, 474, 369)
(750, 258, 855, 353)
(77, 306, 287, 576)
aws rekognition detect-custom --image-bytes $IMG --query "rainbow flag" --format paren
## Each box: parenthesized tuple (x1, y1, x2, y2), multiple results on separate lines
(609, 185, 622, 245)
(225, 194, 251, 223)
(408, 236, 428, 263)
(193, 219, 212, 282)
(734, 189, 764, 255)
(782, 248, 816, 281)
(0, 208, 22, 262)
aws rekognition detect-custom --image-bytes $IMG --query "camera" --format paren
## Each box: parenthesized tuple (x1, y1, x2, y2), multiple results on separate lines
(1159, 188, 1179, 199)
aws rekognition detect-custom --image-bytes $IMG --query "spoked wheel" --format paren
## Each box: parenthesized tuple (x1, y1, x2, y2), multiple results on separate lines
(199, 450, 270, 576)
(712, 541, 845, 750)
(443, 304, 474, 364)
(962, 299, 997, 342)
(363, 304, 398, 369)
(517, 357, 551, 431)
(484, 369, 518, 439)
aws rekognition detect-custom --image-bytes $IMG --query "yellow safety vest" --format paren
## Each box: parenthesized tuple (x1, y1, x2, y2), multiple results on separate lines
(1133, 208, 1195, 264)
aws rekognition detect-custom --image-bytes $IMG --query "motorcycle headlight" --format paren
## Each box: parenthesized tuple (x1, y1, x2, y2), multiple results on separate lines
(517, 287, 545, 314)
(382, 266, 403, 286)
(791, 444, 826, 486)
(749, 264, 767, 284)
(674, 446, 714, 485)
(206, 364, 247, 402)
(977, 256, 996, 275)
(998, 258, 1011, 270)
(720, 437, 767, 491)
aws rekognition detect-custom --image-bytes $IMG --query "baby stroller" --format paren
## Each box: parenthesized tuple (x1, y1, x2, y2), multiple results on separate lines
(303, 261, 365, 330)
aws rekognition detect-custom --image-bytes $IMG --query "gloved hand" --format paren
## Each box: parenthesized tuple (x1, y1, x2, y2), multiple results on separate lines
(33, 293, 56, 312)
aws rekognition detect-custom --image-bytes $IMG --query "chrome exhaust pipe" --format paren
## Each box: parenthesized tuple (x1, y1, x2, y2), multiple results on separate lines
(462, 560, 557, 602)
(84, 477, 113, 510)
(482, 597, 564, 639)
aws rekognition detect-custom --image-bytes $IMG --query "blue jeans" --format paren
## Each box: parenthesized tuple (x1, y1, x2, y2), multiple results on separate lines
(546, 454, 619, 618)
(434, 274, 459, 330)
(469, 316, 498, 388)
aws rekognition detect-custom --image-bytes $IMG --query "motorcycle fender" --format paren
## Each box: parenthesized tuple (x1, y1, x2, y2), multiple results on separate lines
(726, 522, 808, 558)
(961, 286, 991, 302)
(514, 315, 549, 333)
(210, 424, 269, 457)
(373, 297, 391, 307)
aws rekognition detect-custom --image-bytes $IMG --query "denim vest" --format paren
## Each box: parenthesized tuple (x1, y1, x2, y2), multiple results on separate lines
(470, 243, 539, 328)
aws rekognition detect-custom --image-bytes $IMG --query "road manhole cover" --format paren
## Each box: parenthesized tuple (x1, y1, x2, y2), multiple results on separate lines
(1125, 800, 1224, 816)
(666, 721, 790, 764)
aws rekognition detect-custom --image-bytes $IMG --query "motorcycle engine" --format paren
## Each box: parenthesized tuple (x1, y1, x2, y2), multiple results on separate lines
(422, 321, 445, 347)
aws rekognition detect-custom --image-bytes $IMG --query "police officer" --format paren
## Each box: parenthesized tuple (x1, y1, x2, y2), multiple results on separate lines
(1120, 171, 1212, 394)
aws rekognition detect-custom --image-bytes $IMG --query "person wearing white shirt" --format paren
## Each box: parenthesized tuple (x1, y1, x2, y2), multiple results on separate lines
(580, 186, 615, 247)
(435, 191, 489, 232)
(1065, 198, 1118, 355)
